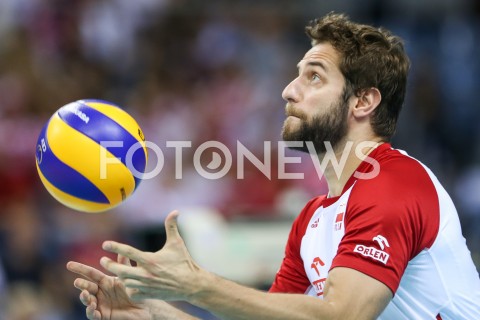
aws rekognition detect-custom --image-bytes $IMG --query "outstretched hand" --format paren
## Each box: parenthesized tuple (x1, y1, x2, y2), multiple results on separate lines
(67, 255, 148, 320)
(100, 210, 202, 302)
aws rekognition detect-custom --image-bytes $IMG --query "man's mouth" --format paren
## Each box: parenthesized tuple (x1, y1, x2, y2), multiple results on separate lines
(285, 104, 305, 119)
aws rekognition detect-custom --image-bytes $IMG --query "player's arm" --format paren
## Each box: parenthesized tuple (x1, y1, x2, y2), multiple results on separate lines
(183, 266, 391, 320)
(147, 300, 200, 320)
(100, 211, 392, 320)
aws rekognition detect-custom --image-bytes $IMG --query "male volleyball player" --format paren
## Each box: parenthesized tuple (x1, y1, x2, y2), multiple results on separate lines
(68, 12, 480, 319)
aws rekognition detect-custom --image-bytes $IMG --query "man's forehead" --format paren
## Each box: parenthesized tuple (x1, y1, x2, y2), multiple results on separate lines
(298, 43, 340, 70)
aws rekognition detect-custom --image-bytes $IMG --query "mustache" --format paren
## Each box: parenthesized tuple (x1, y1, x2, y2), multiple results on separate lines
(285, 104, 307, 120)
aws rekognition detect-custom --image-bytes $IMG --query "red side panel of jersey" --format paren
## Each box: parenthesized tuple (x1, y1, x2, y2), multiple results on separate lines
(269, 196, 326, 293)
(331, 149, 440, 294)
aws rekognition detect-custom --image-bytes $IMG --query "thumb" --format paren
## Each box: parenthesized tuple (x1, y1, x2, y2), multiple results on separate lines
(164, 210, 182, 243)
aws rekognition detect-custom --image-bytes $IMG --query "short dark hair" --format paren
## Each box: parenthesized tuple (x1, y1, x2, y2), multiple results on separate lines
(305, 12, 410, 140)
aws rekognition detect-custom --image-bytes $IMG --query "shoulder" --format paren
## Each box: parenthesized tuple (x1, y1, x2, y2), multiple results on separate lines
(352, 147, 437, 207)
(346, 147, 440, 253)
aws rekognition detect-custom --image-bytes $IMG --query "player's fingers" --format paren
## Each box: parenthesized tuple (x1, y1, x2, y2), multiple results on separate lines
(118, 253, 132, 266)
(67, 261, 106, 283)
(102, 241, 147, 264)
(100, 256, 147, 280)
(74, 278, 99, 294)
(86, 300, 100, 320)
(80, 289, 97, 307)
(79, 290, 89, 307)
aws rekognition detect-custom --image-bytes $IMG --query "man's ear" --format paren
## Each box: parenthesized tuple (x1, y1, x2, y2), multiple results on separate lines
(352, 87, 381, 118)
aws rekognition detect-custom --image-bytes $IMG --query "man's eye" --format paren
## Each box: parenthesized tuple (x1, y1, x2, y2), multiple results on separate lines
(311, 74, 321, 82)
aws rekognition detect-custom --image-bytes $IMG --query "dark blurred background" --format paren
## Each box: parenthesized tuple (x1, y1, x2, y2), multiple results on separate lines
(0, 0, 479, 319)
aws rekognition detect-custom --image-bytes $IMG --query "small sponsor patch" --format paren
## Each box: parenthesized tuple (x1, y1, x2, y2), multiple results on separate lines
(353, 244, 389, 264)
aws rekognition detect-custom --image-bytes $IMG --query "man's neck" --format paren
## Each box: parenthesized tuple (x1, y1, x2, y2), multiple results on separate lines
(321, 138, 383, 198)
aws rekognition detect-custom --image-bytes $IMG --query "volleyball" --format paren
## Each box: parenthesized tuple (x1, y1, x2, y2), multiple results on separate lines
(35, 99, 148, 213)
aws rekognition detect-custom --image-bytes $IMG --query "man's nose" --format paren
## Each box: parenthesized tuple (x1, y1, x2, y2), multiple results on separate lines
(282, 77, 301, 103)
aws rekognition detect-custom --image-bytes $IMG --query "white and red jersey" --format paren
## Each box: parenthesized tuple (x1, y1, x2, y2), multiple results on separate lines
(270, 143, 480, 319)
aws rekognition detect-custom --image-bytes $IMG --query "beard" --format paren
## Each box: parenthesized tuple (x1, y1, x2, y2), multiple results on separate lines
(281, 92, 349, 154)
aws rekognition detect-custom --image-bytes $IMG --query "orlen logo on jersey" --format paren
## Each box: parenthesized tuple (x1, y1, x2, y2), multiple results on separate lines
(353, 235, 390, 265)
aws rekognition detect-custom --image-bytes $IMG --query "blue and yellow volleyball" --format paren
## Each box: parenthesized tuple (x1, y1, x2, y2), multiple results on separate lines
(35, 99, 148, 213)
